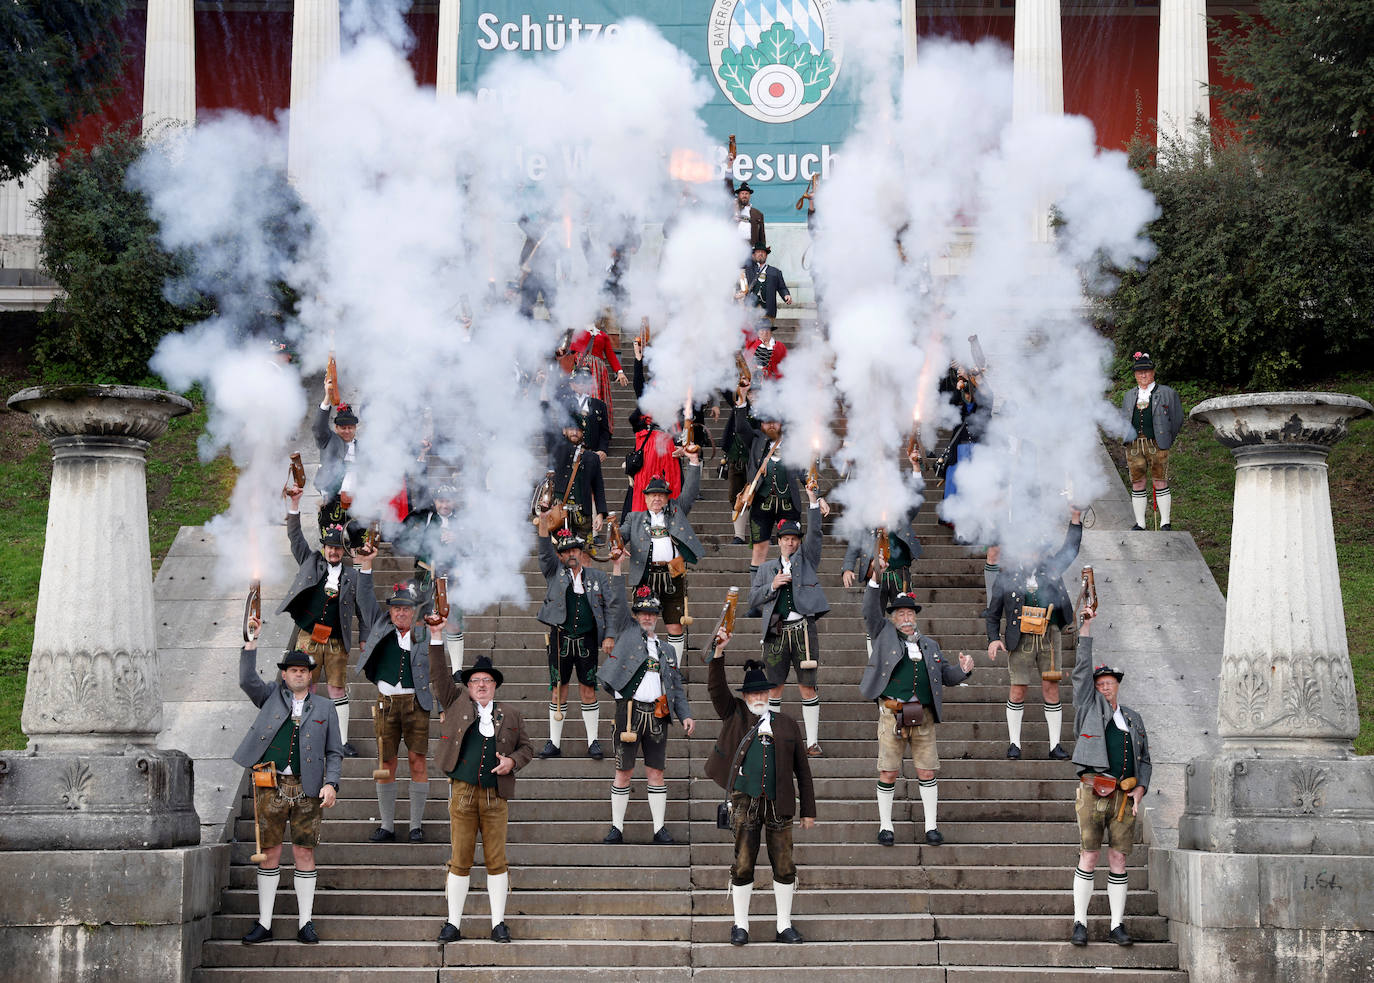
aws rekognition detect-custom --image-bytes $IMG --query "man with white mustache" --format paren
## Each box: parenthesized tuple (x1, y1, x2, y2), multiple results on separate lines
(705, 626, 816, 947)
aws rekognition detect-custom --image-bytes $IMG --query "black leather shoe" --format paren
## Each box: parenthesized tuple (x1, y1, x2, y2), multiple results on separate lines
(603, 826, 624, 844)
(296, 921, 319, 944)
(1160, 523, 1172, 531)
(341, 742, 359, 758)
(368, 827, 396, 842)
(587, 740, 604, 760)
(1006, 743, 1022, 760)
(1048, 744, 1070, 760)
(491, 922, 512, 943)
(776, 926, 804, 944)
(437, 922, 461, 943)
(730, 537, 746, 546)
(652, 827, 675, 844)
(1130, 524, 1144, 532)
(924, 829, 944, 846)
(876, 829, 895, 847)
(730, 926, 749, 946)
(240, 922, 272, 945)
(1070, 921, 1088, 946)
(538, 740, 561, 759)
(408, 827, 424, 842)
(1108, 925, 1133, 946)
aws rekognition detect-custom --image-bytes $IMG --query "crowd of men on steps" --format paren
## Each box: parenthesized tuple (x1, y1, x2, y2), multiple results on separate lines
(234, 182, 1181, 954)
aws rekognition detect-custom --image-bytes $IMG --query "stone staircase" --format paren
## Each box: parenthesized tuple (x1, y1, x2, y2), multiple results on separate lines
(192, 315, 1186, 981)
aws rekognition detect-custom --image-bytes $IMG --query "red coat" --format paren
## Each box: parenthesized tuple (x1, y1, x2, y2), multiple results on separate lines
(630, 426, 682, 512)
(571, 328, 623, 374)
(744, 338, 787, 380)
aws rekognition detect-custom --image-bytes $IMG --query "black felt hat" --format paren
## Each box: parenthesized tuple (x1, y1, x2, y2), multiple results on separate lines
(461, 655, 505, 688)
(631, 584, 662, 614)
(643, 476, 672, 496)
(750, 241, 770, 254)
(388, 582, 419, 606)
(737, 182, 755, 195)
(320, 523, 347, 548)
(334, 403, 359, 426)
(737, 659, 773, 694)
(552, 528, 586, 552)
(1093, 664, 1125, 683)
(775, 518, 802, 538)
(277, 650, 315, 671)
(886, 592, 922, 614)
(1130, 351, 1154, 372)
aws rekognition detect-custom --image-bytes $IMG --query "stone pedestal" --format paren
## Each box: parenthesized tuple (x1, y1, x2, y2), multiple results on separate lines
(1, 385, 198, 848)
(1154, 392, 1374, 983)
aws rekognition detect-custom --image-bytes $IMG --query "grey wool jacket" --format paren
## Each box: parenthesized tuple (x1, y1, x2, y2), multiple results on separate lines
(619, 462, 704, 587)
(841, 507, 924, 578)
(353, 591, 436, 713)
(312, 403, 356, 496)
(1119, 383, 1184, 450)
(597, 576, 693, 723)
(535, 533, 623, 645)
(1072, 636, 1152, 792)
(278, 512, 368, 653)
(857, 583, 970, 720)
(234, 648, 344, 797)
(748, 503, 829, 626)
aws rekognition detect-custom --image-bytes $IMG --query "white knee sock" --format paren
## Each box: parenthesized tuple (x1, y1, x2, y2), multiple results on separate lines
(801, 697, 820, 748)
(773, 880, 796, 932)
(876, 781, 896, 832)
(1108, 871, 1129, 929)
(918, 778, 939, 831)
(488, 871, 509, 926)
(768, 696, 782, 714)
(408, 779, 428, 833)
(1005, 700, 1024, 746)
(647, 784, 668, 831)
(733, 512, 748, 541)
(334, 697, 349, 746)
(1044, 701, 1063, 748)
(731, 882, 752, 931)
(548, 702, 565, 748)
(581, 702, 600, 743)
(446, 872, 469, 927)
(1131, 490, 1148, 528)
(445, 630, 464, 671)
(1157, 486, 1172, 526)
(293, 869, 316, 927)
(1073, 866, 1094, 925)
(256, 866, 280, 931)
(666, 632, 685, 668)
(610, 783, 629, 830)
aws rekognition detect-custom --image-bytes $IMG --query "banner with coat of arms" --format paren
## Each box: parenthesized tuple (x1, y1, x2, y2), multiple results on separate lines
(460, 0, 857, 222)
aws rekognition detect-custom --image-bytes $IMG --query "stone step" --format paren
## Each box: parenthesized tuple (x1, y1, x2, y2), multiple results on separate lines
(213, 912, 694, 943)
(439, 939, 691, 967)
(943, 971, 1187, 983)
(690, 941, 939, 967)
(201, 941, 441, 969)
(688, 913, 935, 943)
(930, 914, 1170, 942)
(939, 940, 1181, 969)
(194, 971, 441, 983)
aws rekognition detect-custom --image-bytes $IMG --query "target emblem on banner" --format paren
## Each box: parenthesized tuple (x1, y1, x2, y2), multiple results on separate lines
(709, 0, 841, 125)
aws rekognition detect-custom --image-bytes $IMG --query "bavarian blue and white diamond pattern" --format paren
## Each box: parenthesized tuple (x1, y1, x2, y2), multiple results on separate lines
(728, 0, 827, 55)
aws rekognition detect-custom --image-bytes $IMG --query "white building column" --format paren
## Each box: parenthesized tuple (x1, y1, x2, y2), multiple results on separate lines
(900, 0, 918, 74)
(288, 0, 342, 183)
(1012, 0, 1063, 242)
(0, 159, 47, 238)
(437, 0, 461, 98)
(142, 0, 196, 132)
(1157, 0, 1210, 154)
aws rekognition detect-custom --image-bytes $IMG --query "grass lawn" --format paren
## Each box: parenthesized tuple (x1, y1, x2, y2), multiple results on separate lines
(1106, 372, 1374, 755)
(0, 369, 234, 750)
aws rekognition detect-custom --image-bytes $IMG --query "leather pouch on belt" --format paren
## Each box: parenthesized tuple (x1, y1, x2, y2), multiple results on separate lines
(310, 623, 333, 644)
(251, 762, 278, 788)
(667, 556, 687, 578)
(895, 700, 926, 729)
(654, 694, 670, 719)
(1092, 774, 1118, 797)
(1019, 605, 1050, 636)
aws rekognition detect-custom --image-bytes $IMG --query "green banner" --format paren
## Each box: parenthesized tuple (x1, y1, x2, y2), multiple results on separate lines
(460, 1, 858, 222)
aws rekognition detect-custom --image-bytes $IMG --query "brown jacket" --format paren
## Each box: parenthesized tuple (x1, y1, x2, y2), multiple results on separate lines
(428, 642, 533, 800)
(704, 655, 816, 820)
(724, 177, 766, 246)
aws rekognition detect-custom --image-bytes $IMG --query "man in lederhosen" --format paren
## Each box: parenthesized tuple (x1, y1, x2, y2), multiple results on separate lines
(705, 626, 816, 946)
(598, 572, 695, 844)
(986, 513, 1083, 761)
(747, 482, 828, 757)
(282, 482, 373, 757)
(543, 413, 607, 549)
(859, 556, 974, 846)
(235, 624, 343, 945)
(619, 454, 703, 670)
(356, 582, 434, 843)
(732, 401, 828, 571)
(536, 528, 623, 761)
(1069, 610, 1151, 947)
(1120, 351, 1184, 531)
(842, 502, 924, 656)
(313, 391, 365, 546)
(399, 483, 464, 669)
(428, 627, 534, 944)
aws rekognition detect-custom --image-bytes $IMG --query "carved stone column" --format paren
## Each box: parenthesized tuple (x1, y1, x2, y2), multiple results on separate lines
(287, 0, 341, 184)
(1157, 0, 1209, 154)
(1012, 0, 1062, 242)
(0, 385, 199, 849)
(436, 0, 460, 98)
(1182, 392, 1373, 854)
(142, 0, 196, 132)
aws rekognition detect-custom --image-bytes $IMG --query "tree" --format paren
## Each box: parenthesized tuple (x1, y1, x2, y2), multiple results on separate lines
(0, 1, 129, 182)
(34, 127, 213, 382)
